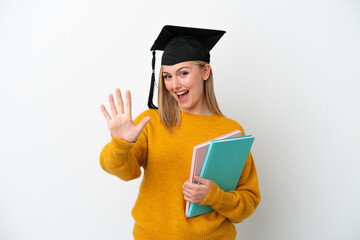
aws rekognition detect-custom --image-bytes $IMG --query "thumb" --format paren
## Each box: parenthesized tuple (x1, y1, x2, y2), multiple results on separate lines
(194, 176, 210, 185)
(136, 116, 151, 132)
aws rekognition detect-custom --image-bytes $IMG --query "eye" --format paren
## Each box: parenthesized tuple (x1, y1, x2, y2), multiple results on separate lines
(163, 74, 171, 80)
(180, 71, 189, 77)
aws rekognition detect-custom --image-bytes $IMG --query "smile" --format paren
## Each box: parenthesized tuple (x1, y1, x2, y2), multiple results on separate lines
(176, 90, 189, 101)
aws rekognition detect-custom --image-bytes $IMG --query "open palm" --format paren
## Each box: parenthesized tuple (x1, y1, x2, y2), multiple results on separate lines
(100, 88, 150, 143)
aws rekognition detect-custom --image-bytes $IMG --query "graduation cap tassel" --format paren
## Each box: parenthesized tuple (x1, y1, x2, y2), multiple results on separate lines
(148, 50, 158, 109)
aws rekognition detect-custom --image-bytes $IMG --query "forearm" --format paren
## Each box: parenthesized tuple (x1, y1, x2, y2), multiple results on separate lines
(201, 182, 260, 223)
(99, 136, 142, 181)
(200, 155, 261, 223)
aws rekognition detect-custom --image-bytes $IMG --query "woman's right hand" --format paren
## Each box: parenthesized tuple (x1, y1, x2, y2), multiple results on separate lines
(100, 88, 151, 143)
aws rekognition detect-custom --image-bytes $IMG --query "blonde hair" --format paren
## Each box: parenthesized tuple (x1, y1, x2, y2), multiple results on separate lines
(158, 61, 223, 130)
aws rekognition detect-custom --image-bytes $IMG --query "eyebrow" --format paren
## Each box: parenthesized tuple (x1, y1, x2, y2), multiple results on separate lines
(162, 66, 190, 75)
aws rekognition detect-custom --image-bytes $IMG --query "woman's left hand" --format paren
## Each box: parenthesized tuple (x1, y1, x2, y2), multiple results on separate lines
(182, 176, 212, 204)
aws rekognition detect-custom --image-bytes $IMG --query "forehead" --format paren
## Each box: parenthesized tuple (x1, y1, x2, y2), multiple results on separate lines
(162, 62, 194, 73)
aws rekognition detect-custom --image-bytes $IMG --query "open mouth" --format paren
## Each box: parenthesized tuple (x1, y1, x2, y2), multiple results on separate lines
(176, 90, 189, 100)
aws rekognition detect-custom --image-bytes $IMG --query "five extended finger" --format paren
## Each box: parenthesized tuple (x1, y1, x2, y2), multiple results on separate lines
(125, 90, 132, 118)
(115, 88, 124, 114)
(100, 104, 111, 122)
(108, 93, 118, 117)
(136, 116, 151, 134)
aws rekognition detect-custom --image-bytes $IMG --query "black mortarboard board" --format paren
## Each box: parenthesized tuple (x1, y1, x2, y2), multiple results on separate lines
(147, 25, 226, 109)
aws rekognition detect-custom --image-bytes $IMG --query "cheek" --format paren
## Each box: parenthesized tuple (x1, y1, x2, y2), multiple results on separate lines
(164, 80, 171, 91)
(187, 77, 204, 91)
(164, 81, 177, 98)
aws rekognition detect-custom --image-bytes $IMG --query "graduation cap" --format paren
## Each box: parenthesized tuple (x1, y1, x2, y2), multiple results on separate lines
(148, 25, 226, 109)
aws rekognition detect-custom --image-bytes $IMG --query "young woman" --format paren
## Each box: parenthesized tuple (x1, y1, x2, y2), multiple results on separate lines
(100, 25, 260, 240)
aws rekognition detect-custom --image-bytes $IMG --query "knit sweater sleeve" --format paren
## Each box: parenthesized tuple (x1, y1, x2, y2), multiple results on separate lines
(200, 152, 260, 223)
(199, 122, 261, 223)
(99, 113, 148, 181)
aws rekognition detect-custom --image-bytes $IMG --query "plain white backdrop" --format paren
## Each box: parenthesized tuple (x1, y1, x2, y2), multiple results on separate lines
(0, 0, 359, 239)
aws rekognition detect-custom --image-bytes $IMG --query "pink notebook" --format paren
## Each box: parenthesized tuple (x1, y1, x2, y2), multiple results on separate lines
(185, 129, 242, 218)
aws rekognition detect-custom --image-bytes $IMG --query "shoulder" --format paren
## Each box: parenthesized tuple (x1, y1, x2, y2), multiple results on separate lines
(216, 114, 243, 128)
(214, 114, 246, 134)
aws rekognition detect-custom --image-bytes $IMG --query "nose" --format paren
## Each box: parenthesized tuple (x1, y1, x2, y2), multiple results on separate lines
(172, 76, 181, 89)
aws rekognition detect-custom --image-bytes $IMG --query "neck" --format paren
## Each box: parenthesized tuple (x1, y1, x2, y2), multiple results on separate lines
(180, 96, 214, 116)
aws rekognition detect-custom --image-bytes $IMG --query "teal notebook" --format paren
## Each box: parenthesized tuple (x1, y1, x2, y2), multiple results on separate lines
(187, 135, 254, 218)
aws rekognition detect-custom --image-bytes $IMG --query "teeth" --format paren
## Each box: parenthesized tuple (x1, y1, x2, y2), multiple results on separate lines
(176, 91, 188, 96)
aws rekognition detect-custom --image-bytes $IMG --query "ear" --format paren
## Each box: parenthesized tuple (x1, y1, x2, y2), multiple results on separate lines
(202, 64, 211, 81)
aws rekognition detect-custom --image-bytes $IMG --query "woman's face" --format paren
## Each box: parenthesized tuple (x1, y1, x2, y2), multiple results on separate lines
(162, 62, 211, 115)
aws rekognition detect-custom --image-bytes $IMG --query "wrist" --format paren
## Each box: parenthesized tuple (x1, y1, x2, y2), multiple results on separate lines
(200, 181, 223, 208)
(111, 135, 134, 151)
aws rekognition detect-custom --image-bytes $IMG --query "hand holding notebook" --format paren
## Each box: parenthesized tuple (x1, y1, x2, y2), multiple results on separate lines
(186, 133, 255, 218)
(185, 130, 242, 217)
(183, 176, 213, 204)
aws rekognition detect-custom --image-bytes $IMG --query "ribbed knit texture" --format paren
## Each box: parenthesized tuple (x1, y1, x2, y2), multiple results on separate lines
(100, 109, 260, 240)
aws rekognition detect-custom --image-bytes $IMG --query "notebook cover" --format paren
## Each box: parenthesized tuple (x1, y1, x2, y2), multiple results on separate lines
(185, 130, 242, 218)
(187, 135, 254, 218)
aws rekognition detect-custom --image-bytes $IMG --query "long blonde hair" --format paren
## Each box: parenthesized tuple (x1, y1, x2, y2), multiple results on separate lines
(158, 61, 223, 130)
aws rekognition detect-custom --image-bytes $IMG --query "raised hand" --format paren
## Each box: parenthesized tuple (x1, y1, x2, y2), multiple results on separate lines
(100, 88, 150, 143)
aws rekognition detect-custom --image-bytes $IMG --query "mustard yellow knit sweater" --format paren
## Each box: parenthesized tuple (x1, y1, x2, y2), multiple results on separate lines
(100, 109, 260, 240)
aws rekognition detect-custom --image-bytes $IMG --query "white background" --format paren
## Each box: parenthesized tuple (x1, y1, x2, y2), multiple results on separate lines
(1, 0, 359, 239)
